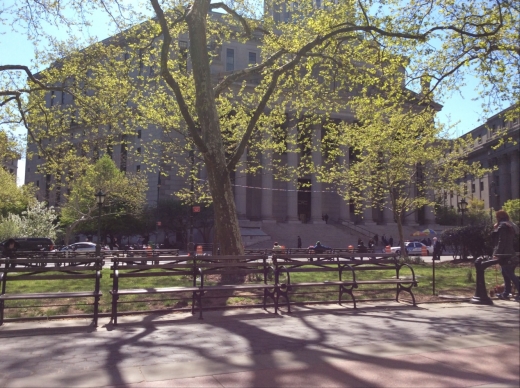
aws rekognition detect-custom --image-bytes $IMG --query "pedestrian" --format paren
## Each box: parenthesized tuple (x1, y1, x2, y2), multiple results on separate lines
(382, 234, 387, 246)
(432, 237, 442, 262)
(373, 234, 379, 246)
(2, 238, 19, 268)
(297, 235, 302, 249)
(427, 237, 432, 246)
(313, 241, 330, 254)
(389, 236, 394, 247)
(492, 210, 519, 301)
(357, 240, 368, 260)
(324, 214, 329, 224)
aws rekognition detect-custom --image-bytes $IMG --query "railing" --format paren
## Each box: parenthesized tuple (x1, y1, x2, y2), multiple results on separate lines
(336, 220, 373, 239)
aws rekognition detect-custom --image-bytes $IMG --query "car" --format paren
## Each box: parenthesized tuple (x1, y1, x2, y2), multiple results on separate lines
(59, 242, 110, 252)
(387, 241, 433, 256)
(1, 237, 54, 252)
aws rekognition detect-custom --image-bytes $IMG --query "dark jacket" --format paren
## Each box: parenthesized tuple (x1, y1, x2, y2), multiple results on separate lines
(313, 243, 330, 254)
(433, 241, 442, 255)
(493, 221, 519, 264)
(2, 240, 19, 258)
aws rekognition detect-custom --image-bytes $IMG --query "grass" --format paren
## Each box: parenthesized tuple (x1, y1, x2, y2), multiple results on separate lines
(1, 262, 517, 319)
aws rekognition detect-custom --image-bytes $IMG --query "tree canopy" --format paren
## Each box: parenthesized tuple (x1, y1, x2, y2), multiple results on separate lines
(1, 0, 518, 254)
(0, 168, 36, 217)
(60, 155, 147, 244)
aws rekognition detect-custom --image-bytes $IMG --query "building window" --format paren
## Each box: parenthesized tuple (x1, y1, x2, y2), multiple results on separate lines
(50, 91, 55, 106)
(36, 180, 39, 187)
(27, 167, 30, 172)
(120, 136, 127, 172)
(137, 147, 141, 155)
(137, 129, 142, 139)
(463, 185, 467, 195)
(480, 181, 484, 191)
(450, 190, 453, 198)
(136, 165, 141, 172)
(471, 183, 475, 193)
(248, 52, 257, 65)
(226, 48, 235, 71)
(179, 40, 188, 72)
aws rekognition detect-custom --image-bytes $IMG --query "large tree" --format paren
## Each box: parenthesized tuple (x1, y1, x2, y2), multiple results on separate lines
(1, 1, 518, 255)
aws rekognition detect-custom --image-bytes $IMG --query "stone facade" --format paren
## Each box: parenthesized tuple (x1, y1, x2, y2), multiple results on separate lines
(444, 105, 519, 211)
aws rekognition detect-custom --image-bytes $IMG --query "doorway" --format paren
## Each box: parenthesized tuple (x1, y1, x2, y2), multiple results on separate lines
(298, 179, 311, 223)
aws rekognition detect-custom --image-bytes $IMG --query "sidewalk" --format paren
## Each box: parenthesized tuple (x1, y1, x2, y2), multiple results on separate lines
(0, 301, 518, 387)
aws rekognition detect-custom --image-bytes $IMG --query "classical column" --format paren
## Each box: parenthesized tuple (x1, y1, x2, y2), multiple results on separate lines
(499, 154, 510, 208)
(338, 146, 350, 222)
(261, 133, 276, 223)
(384, 202, 396, 225)
(235, 148, 248, 220)
(363, 202, 376, 225)
(286, 114, 300, 223)
(311, 124, 325, 223)
(510, 152, 519, 201)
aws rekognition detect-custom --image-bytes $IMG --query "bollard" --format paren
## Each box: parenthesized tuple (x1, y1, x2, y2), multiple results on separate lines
(470, 257, 499, 305)
(421, 245, 428, 256)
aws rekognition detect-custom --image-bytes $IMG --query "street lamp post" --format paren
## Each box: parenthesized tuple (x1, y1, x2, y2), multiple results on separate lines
(457, 197, 468, 226)
(95, 190, 105, 256)
(157, 174, 161, 246)
(188, 150, 195, 254)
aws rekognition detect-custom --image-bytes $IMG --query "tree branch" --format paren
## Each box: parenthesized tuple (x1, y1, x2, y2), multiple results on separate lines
(149, 0, 207, 152)
(209, 2, 252, 37)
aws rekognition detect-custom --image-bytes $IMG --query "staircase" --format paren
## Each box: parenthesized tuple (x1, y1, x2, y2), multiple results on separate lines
(245, 221, 446, 250)
(247, 222, 359, 249)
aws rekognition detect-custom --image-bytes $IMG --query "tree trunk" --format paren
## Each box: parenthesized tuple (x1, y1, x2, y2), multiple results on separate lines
(186, 1, 243, 256)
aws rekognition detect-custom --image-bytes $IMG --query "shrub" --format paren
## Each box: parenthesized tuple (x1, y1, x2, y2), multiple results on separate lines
(441, 225, 494, 259)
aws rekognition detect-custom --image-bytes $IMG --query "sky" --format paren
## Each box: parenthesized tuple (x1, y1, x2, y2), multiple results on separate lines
(0, 2, 509, 186)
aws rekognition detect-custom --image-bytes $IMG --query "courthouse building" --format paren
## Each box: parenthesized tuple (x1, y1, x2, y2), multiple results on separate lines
(26, 2, 440, 229)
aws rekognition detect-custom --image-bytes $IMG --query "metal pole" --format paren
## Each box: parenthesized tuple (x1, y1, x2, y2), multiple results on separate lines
(187, 150, 195, 255)
(432, 256, 436, 295)
(96, 203, 102, 256)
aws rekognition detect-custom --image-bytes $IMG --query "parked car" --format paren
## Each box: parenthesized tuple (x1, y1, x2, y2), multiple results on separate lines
(1, 237, 54, 253)
(59, 242, 110, 252)
(1, 238, 55, 267)
(387, 241, 433, 256)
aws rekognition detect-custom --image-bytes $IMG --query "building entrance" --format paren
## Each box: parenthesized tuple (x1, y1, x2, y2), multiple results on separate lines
(297, 179, 311, 223)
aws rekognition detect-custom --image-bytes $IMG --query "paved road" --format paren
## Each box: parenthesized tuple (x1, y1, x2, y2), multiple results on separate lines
(0, 300, 518, 387)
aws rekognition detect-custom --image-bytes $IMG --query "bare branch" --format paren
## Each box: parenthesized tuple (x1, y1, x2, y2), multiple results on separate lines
(149, 0, 207, 152)
(209, 2, 252, 37)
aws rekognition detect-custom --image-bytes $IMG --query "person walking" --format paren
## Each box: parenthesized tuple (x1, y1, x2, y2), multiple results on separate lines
(432, 237, 442, 261)
(492, 210, 519, 301)
(389, 236, 394, 247)
(297, 236, 302, 249)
